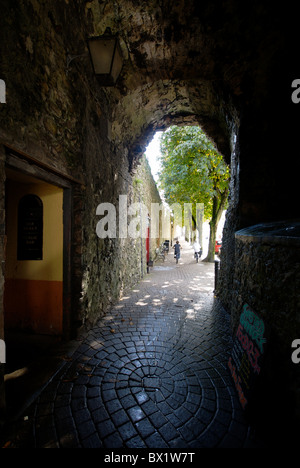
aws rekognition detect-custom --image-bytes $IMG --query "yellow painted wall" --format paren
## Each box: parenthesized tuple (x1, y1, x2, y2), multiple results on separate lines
(4, 176, 64, 335)
(5, 179, 63, 281)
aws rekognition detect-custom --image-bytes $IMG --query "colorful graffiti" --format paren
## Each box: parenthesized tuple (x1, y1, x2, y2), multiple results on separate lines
(228, 304, 268, 410)
(228, 356, 247, 409)
(240, 303, 266, 354)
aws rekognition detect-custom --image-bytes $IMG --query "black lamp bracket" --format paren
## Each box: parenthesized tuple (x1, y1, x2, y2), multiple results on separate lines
(66, 52, 88, 70)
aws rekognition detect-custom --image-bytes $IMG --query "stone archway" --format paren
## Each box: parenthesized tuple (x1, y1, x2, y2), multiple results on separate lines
(0, 0, 298, 426)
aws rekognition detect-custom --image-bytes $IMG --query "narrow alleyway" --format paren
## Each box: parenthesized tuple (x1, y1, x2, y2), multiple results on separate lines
(2, 242, 266, 449)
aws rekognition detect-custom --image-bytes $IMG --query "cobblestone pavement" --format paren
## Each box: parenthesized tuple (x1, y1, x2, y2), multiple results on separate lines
(1, 243, 267, 448)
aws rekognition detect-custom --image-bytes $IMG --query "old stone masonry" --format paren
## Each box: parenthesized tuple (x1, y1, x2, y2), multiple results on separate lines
(2, 244, 265, 448)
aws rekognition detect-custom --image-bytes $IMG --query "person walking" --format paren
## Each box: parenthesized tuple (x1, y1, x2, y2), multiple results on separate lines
(173, 240, 181, 264)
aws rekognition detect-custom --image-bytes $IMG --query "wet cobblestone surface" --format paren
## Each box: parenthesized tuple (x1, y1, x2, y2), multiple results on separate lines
(1, 244, 267, 448)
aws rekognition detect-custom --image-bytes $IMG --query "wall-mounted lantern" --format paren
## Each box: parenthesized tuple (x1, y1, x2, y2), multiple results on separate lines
(87, 31, 123, 86)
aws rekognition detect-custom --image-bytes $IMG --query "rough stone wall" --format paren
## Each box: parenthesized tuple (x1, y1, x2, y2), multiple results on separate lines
(0, 0, 99, 334)
(133, 155, 163, 260)
(216, 132, 240, 311)
(0, 147, 5, 423)
(0, 1, 163, 334)
(0, 1, 87, 179)
(81, 154, 162, 327)
(230, 230, 300, 425)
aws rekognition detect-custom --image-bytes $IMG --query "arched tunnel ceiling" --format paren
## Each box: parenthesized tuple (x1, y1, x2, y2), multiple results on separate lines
(82, 0, 285, 162)
(110, 79, 235, 166)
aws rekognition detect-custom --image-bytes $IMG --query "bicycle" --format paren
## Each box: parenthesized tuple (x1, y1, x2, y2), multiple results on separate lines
(155, 243, 167, 262)
(194, 249, 202, 263)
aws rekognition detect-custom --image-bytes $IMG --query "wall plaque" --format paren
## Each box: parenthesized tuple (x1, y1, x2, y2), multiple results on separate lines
(17, 194, 43, 260)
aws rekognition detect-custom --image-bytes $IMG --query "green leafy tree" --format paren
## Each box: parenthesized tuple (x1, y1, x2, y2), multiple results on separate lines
(158, 126, 229, 262)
